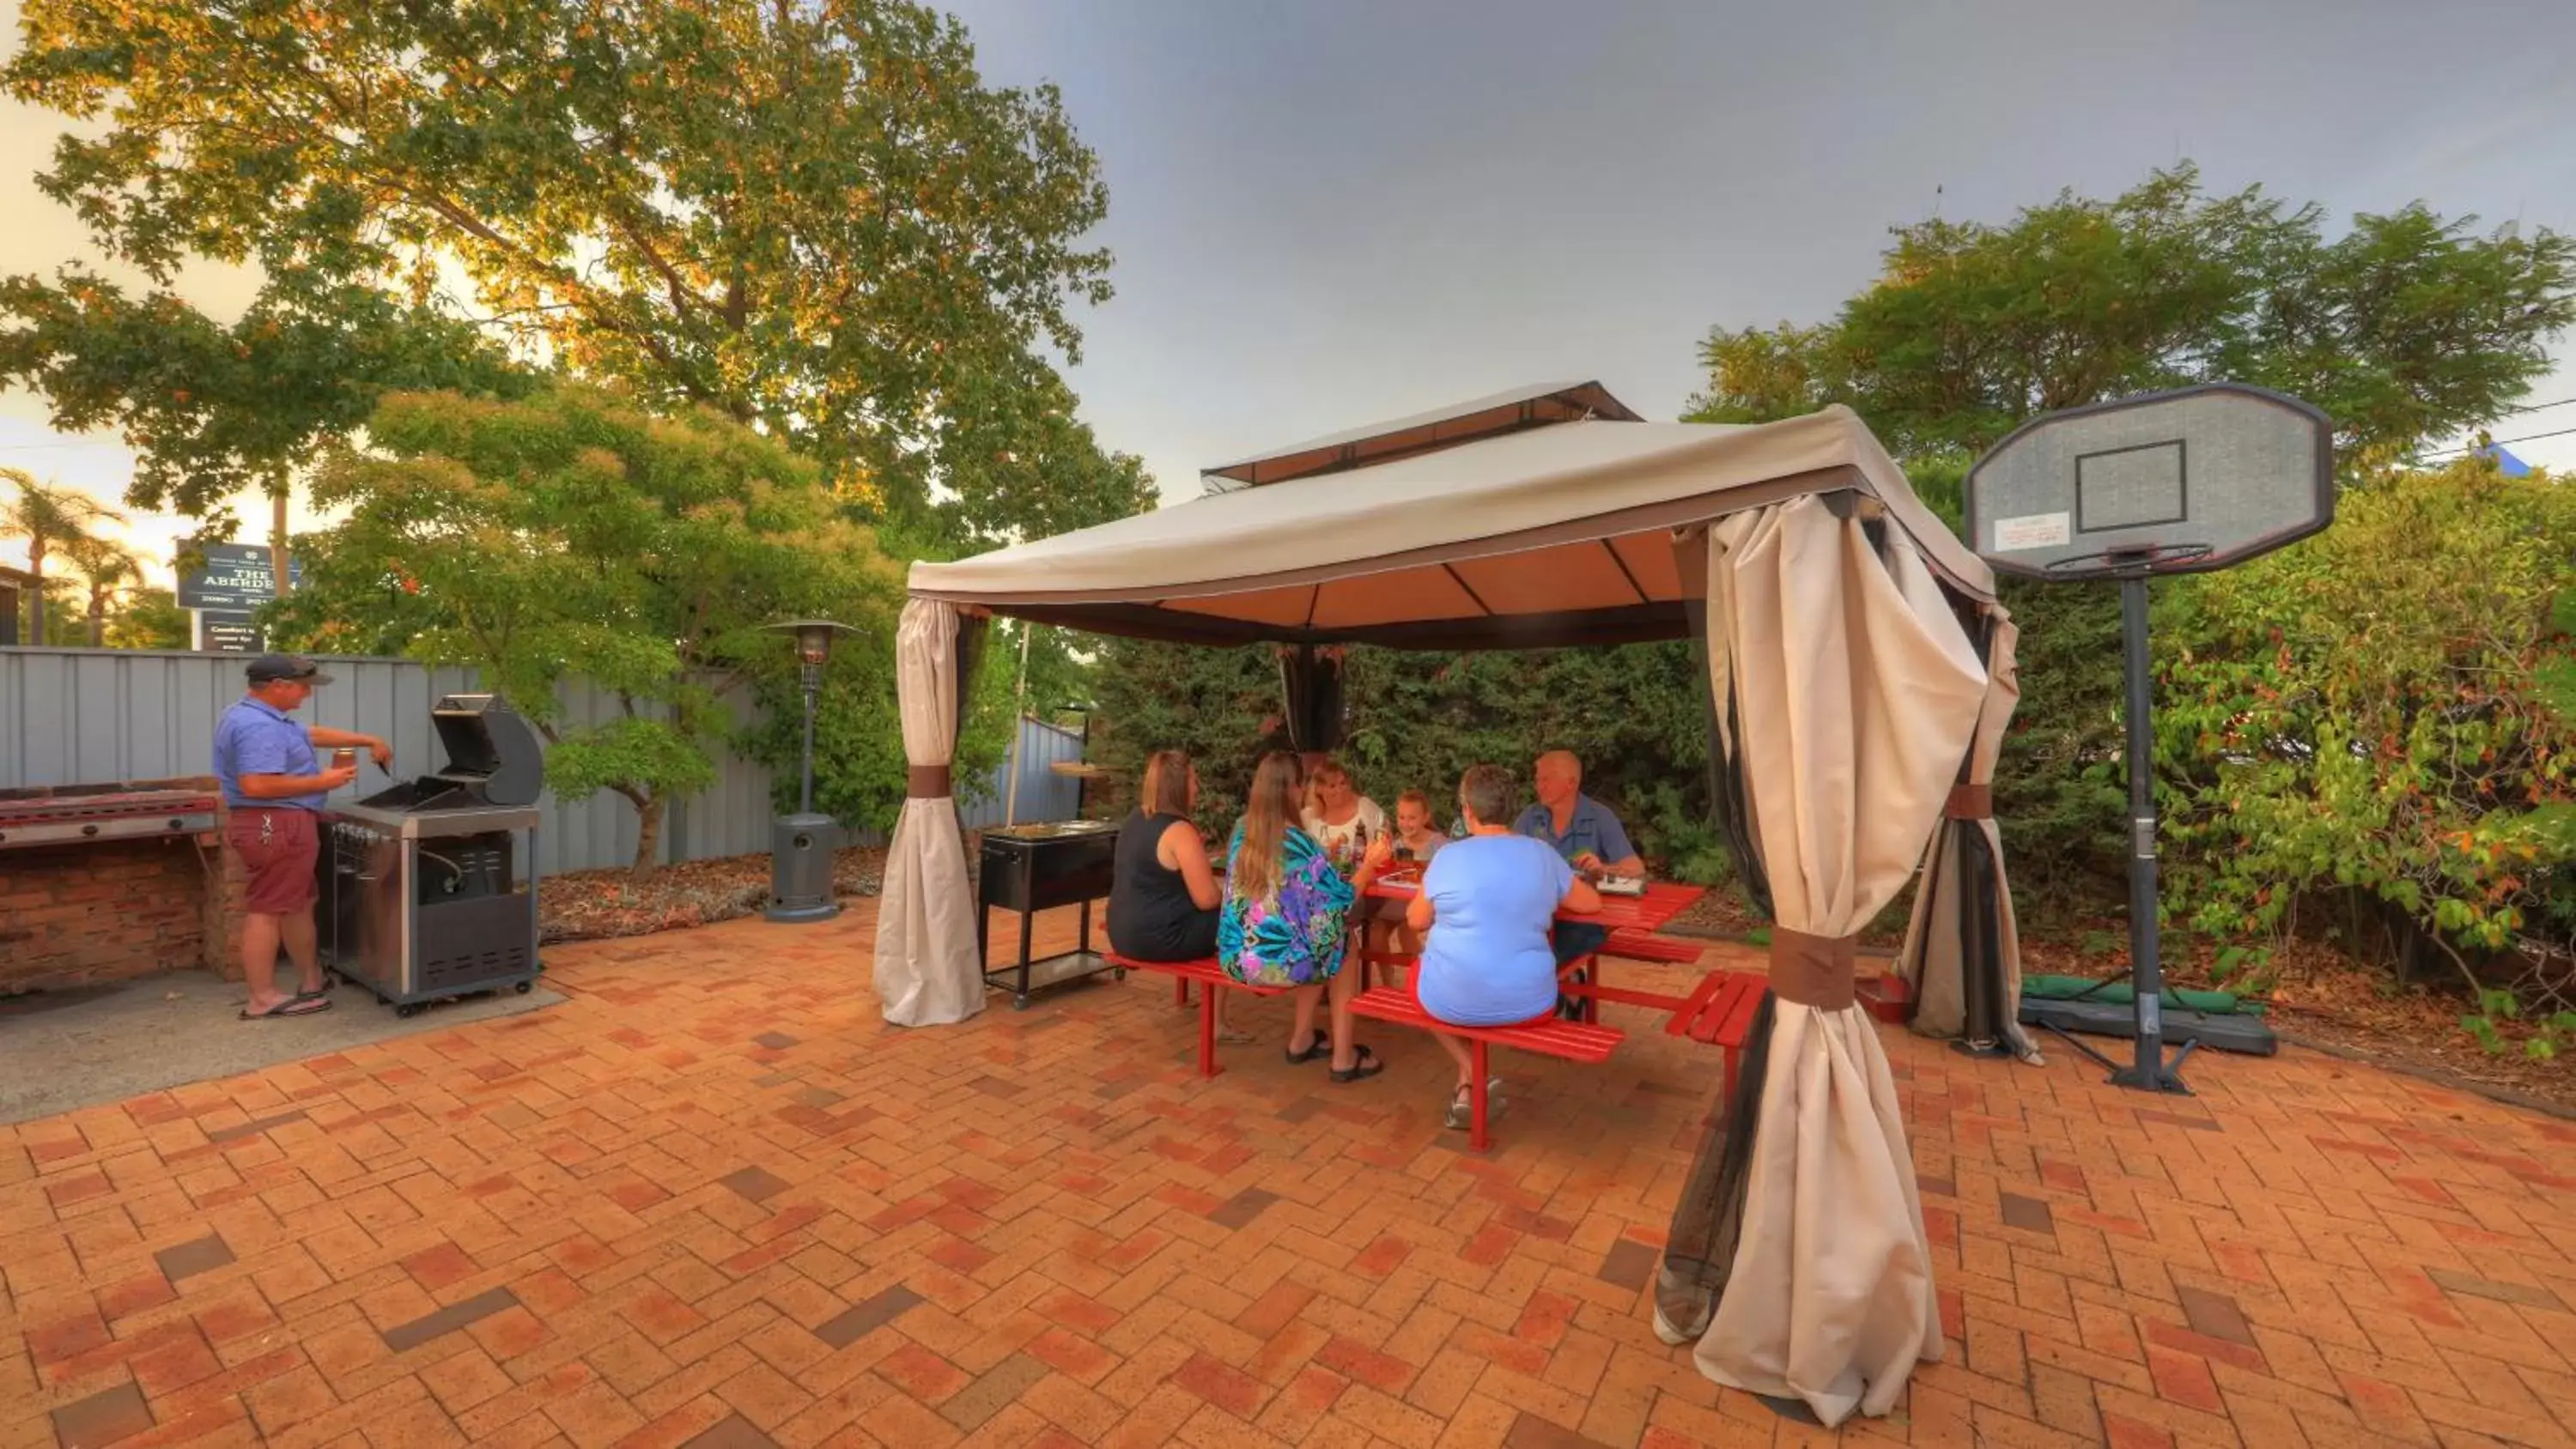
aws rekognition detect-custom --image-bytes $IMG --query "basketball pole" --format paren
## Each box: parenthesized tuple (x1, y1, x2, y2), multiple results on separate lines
(2112, 571, 2191, 1094)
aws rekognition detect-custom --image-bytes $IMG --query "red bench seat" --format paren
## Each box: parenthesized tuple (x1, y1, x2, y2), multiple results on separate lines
(1103, 953, 1286, 1079)
(1345, 985, 1624, 1151)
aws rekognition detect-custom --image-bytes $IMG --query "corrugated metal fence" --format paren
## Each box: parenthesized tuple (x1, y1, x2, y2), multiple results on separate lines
(0, 647, 1082, 875)
(966, 716, 1085, 830)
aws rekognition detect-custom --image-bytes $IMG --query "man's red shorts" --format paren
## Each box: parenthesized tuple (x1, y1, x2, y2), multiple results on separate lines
(225, 807, 319, 916)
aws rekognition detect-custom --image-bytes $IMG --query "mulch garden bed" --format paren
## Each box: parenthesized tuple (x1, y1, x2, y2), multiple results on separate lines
(540, 846, 888, 943)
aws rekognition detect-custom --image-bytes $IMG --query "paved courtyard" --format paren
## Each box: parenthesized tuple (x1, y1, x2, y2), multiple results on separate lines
(6, 900, 2575, 1449)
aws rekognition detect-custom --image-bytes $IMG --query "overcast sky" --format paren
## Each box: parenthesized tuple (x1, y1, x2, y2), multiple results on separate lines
(5, 0, 2574, 584)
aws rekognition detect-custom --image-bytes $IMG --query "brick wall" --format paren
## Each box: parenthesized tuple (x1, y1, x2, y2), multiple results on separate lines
(0, 778, 249, 995)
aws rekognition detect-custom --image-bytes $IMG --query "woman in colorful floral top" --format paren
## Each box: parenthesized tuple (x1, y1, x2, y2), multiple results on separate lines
(1220, 750, 1392, 1081)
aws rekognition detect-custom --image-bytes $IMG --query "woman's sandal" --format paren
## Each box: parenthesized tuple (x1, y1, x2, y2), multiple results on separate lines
(1285, 1030, 1330, 1064)
(1329, 1045, 1385, 1083)
(1443, 1078, 1506, 1130)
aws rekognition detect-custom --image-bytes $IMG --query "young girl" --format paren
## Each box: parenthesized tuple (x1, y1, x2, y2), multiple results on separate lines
(1366, 790, 1449, 978)
(1221, 751, 1390, 1081)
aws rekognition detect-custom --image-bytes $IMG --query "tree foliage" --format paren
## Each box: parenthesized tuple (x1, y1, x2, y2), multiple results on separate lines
(267, 385, 902, 870)
(0, 470, 121, 643)
(1088, 639, 1734, 884)
(0, 279, 532, 539)
(737, 617, 1016, 837)
(1690, 164, 2576, 466)
(2160, 459, 2576, 997)
(3, 0, 1151, 547)
(103, 586, 191, 651)
(55, 530, 141, 646)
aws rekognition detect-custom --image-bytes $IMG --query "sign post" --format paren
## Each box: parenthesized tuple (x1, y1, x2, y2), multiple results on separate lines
(177, 540, 301, 653)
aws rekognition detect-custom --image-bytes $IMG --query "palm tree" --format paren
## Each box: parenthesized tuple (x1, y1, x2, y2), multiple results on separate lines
(59, 532, 142, 646)
(1, 470, 125, 645)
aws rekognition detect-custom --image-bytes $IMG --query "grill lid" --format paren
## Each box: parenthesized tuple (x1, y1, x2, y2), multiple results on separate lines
(426, 694, 544, 807)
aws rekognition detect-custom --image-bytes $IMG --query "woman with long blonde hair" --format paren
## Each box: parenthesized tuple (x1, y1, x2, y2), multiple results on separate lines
(1220, 750, 1389, 1079)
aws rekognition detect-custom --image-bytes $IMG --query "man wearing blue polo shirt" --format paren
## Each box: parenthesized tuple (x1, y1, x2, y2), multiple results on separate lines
(1516, 750, 1643, 1017)
(214, 654, 389, 1020)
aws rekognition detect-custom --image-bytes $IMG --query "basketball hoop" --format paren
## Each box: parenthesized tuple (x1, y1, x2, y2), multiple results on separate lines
(2039, 543, 2215, 579)
(1963, 384, 2336, 1099)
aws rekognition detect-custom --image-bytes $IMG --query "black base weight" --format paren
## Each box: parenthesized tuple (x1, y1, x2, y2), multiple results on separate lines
(2109, 1038, 2198, 1094)
(2108, 1064, 2192, 1094)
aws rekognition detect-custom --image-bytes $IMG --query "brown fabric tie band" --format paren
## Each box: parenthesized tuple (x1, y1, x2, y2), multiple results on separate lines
(1945, 784, 1993, 820)
(1768, 927, 1859, 1010)
(906, 765, 952, 798)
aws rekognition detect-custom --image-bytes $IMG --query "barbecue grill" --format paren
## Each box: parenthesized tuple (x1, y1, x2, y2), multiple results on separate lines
(977, 819, 1120, 1007)
(316, 694, 544, 1016)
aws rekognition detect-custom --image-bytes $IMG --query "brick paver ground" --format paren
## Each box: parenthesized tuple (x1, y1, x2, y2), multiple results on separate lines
(6, 900, 2574, 1449)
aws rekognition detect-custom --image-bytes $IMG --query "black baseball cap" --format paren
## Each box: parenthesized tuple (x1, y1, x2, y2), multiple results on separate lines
(246, 653, 333, 686)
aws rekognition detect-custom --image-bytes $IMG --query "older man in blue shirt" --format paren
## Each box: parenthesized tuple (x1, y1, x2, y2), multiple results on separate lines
(216, 654, 388, 1020)
(1516, 750, 1643, 1016)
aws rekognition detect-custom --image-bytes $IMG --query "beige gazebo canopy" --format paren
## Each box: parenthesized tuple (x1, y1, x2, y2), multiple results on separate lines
(908, 400, 1991, 648)
(879, 387, 2022, 1427)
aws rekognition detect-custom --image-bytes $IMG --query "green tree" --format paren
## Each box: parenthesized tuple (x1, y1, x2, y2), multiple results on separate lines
(1692, 165, 2576, 464)
(1688, 164, 2576, 912)
(3, 0, 1151, 549)
(742, 620, 1014, 837)
(0, 279, 532, 585)
(268, 385, 902, 870)
(55, 530, 140, 647)
(103, 586, 191, 651)
(0, 470, 121, 644)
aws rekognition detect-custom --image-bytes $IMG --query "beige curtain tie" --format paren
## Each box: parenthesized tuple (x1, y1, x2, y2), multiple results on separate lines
(1944, 784, 1993, 820)
(906, 765, 953, 798)
(1769, 927, 1859, 1010)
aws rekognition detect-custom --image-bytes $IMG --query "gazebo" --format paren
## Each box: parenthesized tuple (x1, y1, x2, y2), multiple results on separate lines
(881, 383, 2022, 1426)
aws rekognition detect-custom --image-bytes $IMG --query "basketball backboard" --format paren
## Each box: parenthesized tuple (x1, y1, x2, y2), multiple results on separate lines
(1963, 384, 2333, 579)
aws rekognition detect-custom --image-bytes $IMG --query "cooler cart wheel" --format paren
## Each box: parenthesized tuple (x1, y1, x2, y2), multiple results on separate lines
(396, 1003, 423, 1019)
(515, 981, 532, 994)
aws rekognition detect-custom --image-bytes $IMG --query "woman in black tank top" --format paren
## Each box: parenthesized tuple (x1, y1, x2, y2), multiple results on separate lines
(1108, 751, 1241, 1038)
(1108, 751, 1221, 961)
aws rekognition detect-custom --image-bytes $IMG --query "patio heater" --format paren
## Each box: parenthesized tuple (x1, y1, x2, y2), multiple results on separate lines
(764, 619, 854, 924)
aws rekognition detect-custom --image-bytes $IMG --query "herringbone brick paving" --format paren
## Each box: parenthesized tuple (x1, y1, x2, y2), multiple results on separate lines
(4, 900, 2573, 1447)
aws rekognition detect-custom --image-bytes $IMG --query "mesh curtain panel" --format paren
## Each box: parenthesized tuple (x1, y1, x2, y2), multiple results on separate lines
(1897, 611, 2039, 1060)
(1659, 496, 1988, 1427)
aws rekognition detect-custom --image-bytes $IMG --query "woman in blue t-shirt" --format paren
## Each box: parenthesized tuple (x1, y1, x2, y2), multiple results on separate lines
(1405, 764, 1601, 1128)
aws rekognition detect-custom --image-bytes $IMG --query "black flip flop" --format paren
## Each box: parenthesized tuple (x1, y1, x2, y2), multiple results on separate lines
(1329, 1045, 1384, 1083)
(240, 996, 331, 1021)
(1285, 1030, 1330, 1065)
